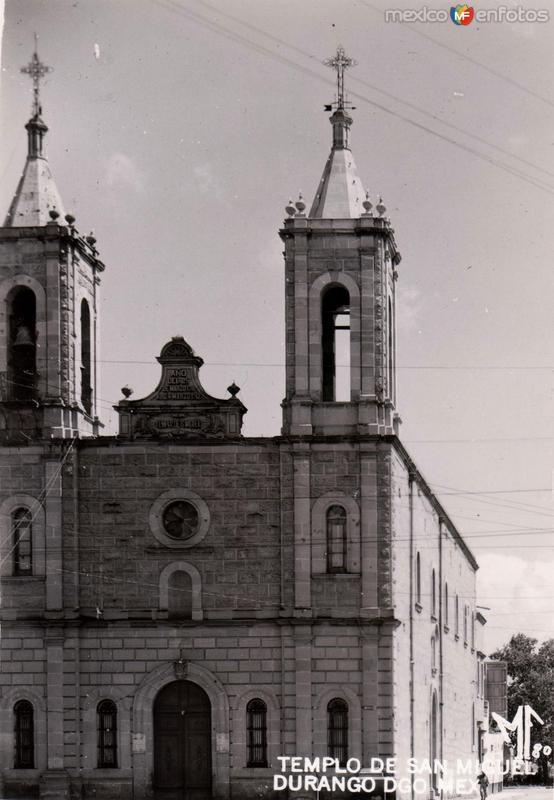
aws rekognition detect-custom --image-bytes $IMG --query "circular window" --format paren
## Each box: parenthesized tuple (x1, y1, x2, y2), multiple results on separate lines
(162, 501, 199, 540)
(149, 489, 210, 549)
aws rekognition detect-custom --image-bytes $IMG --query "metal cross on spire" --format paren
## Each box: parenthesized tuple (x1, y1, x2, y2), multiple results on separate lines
(323, 45, 357, 110)
(21, 34, 52, 117)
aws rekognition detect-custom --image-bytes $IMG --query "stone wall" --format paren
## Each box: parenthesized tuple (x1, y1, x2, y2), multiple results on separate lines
(0, 435, 482, 799)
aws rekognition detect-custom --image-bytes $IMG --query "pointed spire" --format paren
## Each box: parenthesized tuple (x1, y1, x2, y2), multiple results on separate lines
(309, 47, 366, 219)
(4, 37, 65, 227)
(21, 34, 51, 159)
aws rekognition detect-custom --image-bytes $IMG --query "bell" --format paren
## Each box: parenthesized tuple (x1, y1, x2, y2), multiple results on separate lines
(13, 325, 34, 347)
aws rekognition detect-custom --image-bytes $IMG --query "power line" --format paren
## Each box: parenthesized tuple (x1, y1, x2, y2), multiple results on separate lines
(404, 437, 554, 443)
(151, 0, 554, 196)
(6, 376, 554, 447)
(192, 0, 554, 183)
(361, 0, 554, 111)
(193, 0, 554, 183)
(42, 565, 554, 607)
(100, 359, 554, 370)
(428, 482, 554, 520)
(0, 438, 76, 568)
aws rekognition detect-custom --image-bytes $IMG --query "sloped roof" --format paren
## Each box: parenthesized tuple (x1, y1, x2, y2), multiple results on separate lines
(4, 154, 65, 227)
(309, 146, 366, 218)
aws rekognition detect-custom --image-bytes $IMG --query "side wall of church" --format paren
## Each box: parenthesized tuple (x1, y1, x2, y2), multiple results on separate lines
(390, 448, 483, 799)
(0, 436, 484, 799)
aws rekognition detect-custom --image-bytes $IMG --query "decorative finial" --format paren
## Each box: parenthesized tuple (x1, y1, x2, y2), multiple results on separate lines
(376, 197, 386, 217)
(362, 191, 373, 216)
(49, 208, 60, 221)
(227, 382, 240, 397)
(323, 45, 357, 111)
(21, 34, 52, 118)
(64, 213, 75, 226)
(295, 192, 306, 216)
(86, 231, 97, 246)
(285, 199, 296, 218)
(121, 385, 133, 398)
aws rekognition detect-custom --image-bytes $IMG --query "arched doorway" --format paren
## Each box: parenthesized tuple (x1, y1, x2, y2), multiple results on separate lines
(153, 681, 212, 800)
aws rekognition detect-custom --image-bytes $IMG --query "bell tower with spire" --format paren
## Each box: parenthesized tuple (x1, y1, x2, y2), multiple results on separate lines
(281, 47, 401, 436)
(0, 39, 103, 441)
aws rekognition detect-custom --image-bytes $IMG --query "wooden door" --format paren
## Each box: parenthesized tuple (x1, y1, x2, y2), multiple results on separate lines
(154, 681, 212, 800)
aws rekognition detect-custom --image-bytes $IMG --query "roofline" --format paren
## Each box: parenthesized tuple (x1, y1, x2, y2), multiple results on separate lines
(0, 223, 105, 271)
(389, 435, 479, 570)
(0, 431, 478, 570)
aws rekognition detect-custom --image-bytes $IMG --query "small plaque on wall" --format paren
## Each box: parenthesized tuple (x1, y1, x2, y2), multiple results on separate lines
(216, 733, 229, 753)
(132, 733, 146, 753)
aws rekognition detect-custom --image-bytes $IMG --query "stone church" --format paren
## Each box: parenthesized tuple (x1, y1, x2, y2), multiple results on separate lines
(0, 46, 491, 800)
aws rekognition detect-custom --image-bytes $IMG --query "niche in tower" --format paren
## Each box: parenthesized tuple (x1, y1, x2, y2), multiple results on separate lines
(8, 287, 37, 401)
(80, 299, 92, 415)
(321, 285, 350, 402)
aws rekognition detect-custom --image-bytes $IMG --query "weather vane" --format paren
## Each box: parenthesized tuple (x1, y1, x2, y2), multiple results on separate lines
(20, 33, 52, 117)
(323, 45, 357, 111)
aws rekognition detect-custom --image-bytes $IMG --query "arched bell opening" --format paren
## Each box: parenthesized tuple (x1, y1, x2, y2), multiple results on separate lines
(321, 285, 350, 402)
(7, 286, 37, 401)
(80, 298, 92, 415)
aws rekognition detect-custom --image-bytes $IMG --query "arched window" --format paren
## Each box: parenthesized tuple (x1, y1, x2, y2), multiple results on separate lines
(388, 296, 394, 399)
(168, 570, 193, 619)
(431, 568, 436, 617)
(416, 552, 421, 606)
(322, 285, 350, 402)
(326, 505, 347, 573)
(80, 299, 92, 415)
(12, 507, 32, 576)
(444, 582, 449, 627)
(328, 698, 348, 766)
(455, 594, 459, 637)
(97, 700, 117, 768)
(14, 700, 34, 768)
(7, 287, 36, 401)
(246, 699, 268, 767)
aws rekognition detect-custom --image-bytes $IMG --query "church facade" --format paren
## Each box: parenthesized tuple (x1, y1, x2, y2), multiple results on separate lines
(0, 47, 489, 800)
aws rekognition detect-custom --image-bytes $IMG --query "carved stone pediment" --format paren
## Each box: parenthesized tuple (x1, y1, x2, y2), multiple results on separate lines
(115, 337, 246, 439)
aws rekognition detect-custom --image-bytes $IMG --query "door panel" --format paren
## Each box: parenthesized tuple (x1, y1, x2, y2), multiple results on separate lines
(153, 681, 212, 799)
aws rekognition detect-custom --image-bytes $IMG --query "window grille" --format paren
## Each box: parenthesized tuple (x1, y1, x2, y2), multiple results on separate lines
(14, 700, 34, 768)
(246, 699, 268, 767)
(327, 698, 348, 766)
(97, 700, 118, 768)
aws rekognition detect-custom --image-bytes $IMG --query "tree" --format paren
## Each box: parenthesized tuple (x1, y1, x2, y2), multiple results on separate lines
(491, 634, 554, 784)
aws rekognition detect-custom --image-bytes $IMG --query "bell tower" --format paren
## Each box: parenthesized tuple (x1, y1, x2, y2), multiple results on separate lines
(281, 47, 401, 437)
(0, 41, 104, 441)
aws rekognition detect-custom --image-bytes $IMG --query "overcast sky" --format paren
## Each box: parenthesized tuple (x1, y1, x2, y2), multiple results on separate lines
(1, 0, 553, 654)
